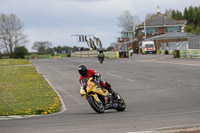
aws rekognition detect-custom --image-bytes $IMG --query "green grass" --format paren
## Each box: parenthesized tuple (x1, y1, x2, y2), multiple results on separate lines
(0, 63, 61, 116)
(25, 54, 52, 59)
(0, 59, 31, 66)
(25, 53, 71, 59)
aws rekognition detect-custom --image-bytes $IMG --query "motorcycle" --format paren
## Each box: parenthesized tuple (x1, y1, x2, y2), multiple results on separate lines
(80, 75, 126, 113)
(98, 57, 104, 64)
(98, 53, 104, 64)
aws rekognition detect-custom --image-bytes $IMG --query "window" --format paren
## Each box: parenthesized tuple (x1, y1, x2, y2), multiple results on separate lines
(165, 26, 180, 33)
(122, 32, 134, 38)
(129, 33, 133, 38)
(122, 33, 128, 38)
(145, 44, 154, 48)
(146, 27, 159, 34)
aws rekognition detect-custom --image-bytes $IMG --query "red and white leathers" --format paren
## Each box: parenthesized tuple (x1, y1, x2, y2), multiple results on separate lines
(79, 69, 111, 90)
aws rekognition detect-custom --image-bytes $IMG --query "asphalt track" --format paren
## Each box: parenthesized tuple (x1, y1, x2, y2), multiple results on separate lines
(1, 55, 200, 133)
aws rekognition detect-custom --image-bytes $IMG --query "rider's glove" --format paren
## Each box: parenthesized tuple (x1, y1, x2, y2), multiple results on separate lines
(95, 73, 102, 81)
(94, 80, 99, 84)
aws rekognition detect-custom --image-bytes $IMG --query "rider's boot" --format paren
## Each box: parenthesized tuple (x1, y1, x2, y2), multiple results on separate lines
(106, 81, 120, 101)
(111, 90, 120, 101)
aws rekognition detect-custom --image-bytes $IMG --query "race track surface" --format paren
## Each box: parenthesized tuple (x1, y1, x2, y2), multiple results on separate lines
(1, 55, 200, 133)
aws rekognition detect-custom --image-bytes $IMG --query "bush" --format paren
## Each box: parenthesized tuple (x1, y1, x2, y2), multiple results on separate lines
(0, 52, 2, 59)
(14, 46, 28, 59)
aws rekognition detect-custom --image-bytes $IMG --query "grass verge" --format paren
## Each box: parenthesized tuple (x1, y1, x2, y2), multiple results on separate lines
(0, 59, 61, 116)
(25, 54, 68, 59)
(0, 59, 31, 66)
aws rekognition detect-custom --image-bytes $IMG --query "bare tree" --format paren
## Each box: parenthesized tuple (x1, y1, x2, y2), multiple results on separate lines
(32, 41, 52, 54)
(145, 13, 155, 19)
(117, 10, 140, 31)
(0, 13, 28, 58)
(164, 9, 173, 17)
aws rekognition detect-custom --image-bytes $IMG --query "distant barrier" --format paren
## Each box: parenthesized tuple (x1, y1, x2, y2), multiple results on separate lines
(104, 51, 119, 59)
(74, 50, 120, 59)
(173, 49, 200, 58)
(74, 49, 200, 59)
(71, 53, 75, 57)
(157, 49, 200, 58)
(157, 50, 174, 55)
(168, 50, 174, 55)
(157, 50, 161, 55)
(179, 49, 200, 58)
(74, 50, 98, 57)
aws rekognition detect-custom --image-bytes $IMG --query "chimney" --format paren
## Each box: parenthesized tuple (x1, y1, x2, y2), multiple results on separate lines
(156, 5, 161, 14)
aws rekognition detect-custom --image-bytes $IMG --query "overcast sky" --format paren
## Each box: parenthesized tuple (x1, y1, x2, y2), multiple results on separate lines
(0, 0, 199, 51)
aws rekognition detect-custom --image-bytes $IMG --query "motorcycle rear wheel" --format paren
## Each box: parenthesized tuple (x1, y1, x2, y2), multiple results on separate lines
(116, 94, 126, 111)
(88, 96, 105, 113)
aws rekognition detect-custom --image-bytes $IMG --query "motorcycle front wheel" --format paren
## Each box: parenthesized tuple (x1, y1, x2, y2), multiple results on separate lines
(88, 96, 105, 113)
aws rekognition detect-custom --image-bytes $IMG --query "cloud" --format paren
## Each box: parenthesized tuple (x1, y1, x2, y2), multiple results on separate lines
(24, 24, 120, 51)
(1, 0, 200, 51)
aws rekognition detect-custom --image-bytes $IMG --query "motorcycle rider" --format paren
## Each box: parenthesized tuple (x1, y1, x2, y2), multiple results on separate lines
(98, 50, 105, 61)
(78, 64, 119, 100)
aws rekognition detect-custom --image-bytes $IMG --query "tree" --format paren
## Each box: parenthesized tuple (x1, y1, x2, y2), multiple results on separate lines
(0, 51, 3, 59)
(46, 48, 54, 55)
(184, 7, 189, 21)
(106, 46, 114, 51)
(62, 46, 73, 53)
(0, 13, 28, 58)
(73, 46, 78, 51)
(193, 6, 200, 29)
(145, 13, 155, 19)
(164, 9, 173, 17)
(171, 10, 184, 20)
(13, 46, 28, 59)
(172, 6, 200, 33)
(32, 41, 52, 54)
(188, 6, 194, 24)
(176, 10, 184, 20)
(53, 46, 74, 54)
(117, 10, 140, 31)
(53, 46, 62, 54)
(171, 10, 176, 19)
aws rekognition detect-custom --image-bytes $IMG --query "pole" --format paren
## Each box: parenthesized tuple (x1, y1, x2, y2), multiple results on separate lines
(144, 20, 146, 40)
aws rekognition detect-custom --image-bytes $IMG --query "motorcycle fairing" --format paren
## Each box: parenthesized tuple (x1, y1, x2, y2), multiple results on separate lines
(80, 78, 109, 102)
(80, 87, 86, 95)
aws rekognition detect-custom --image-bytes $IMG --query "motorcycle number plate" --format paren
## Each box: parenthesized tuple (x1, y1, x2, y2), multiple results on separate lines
(88, 84, 93, 88)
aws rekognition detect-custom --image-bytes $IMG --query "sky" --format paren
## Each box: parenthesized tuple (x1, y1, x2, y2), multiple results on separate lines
(0, 0, 199, 51)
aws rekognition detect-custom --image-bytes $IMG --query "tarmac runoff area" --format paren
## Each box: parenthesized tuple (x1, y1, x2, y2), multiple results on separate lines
(138, 56, 200, 67)
(127, 126, 200, 133)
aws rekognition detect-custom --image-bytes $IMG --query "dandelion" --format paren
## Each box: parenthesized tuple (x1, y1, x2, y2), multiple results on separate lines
(0, 60, 61, 116)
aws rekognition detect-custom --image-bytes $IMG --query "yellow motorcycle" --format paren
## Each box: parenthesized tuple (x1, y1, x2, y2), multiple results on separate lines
(80, 76, 126, 113)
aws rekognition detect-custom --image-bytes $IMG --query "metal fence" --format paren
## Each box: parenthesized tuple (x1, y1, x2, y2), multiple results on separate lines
(188, 35, 200, 49)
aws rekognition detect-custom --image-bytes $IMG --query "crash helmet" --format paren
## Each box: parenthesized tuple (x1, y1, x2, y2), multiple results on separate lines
(78, 64, 88, 76)
(99, 49, 103, 53)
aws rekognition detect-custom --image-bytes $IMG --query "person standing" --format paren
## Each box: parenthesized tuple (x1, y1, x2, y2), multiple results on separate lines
(136, 47, 139, 55)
